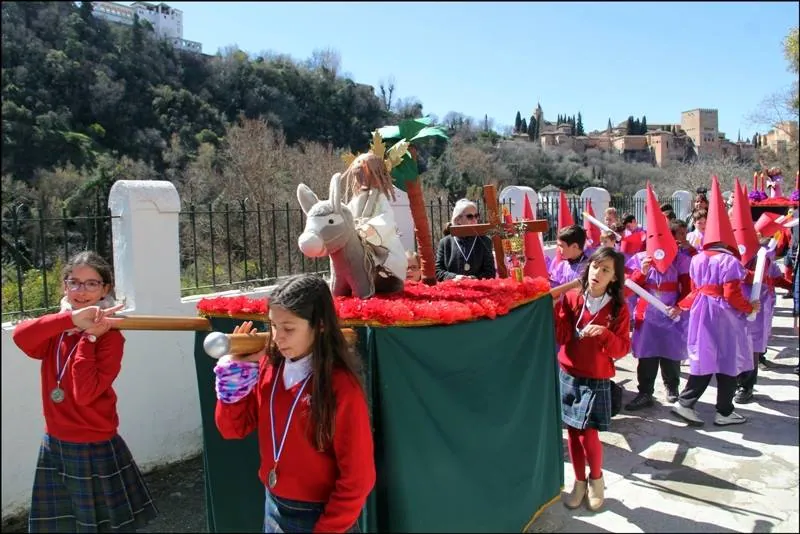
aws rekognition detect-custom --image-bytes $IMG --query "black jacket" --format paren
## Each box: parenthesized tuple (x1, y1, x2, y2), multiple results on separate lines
(435, 235, 497, 281)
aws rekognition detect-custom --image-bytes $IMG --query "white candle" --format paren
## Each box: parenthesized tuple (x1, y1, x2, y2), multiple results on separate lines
(582, 211, 622, 240)
(747, 247, 767, 322)
(624, 278, 680, 322)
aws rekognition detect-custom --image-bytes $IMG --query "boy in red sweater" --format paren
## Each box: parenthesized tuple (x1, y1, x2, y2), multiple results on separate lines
(214, 274, 375, 533)
(12, 251, 157, 533)
(554, 247, 631, 513)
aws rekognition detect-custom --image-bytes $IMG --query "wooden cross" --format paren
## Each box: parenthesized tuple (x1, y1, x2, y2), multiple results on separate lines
(448, 184, 549, 278)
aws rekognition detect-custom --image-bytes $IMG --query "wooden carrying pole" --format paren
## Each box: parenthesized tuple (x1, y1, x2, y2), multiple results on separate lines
(109, 315, 213, 331)
(203, 329, 358, 359)
(549, 279, 581, 300)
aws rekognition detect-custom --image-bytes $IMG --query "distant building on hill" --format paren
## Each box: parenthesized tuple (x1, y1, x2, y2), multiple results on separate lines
(513, 103, 755, 168)
(91, 1, 202, 54)
(761, 120, 799, 155)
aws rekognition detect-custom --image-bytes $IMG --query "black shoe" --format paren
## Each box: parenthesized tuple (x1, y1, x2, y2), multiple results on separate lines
(734, 387, 754, 404)
(759, 357, 774, 370)
(625, 393, 654, 411)
(666, 389, 679, 404)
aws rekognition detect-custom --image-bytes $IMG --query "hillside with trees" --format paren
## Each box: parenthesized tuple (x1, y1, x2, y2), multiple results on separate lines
(3, 1, 791, 216)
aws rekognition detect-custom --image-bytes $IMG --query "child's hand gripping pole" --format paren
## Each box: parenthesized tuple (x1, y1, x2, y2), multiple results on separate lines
(624, 278, 680, 322)
(747, 247, 768, 322)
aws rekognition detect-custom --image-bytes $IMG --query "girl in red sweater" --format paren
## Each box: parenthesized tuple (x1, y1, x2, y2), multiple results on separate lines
(554, 247, 631, 513)
(12, 251, 158, 533)
(214, 274, 375, 533)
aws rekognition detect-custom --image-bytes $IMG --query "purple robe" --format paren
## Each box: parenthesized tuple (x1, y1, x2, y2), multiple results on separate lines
(627, 252, 690, 361)
(549, 253, 589, 286)
(743, 254, 781, 353)
(686, 251, 754, 376)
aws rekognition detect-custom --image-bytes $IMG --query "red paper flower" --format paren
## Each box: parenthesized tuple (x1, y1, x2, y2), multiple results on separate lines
(196, 277, 551, 326)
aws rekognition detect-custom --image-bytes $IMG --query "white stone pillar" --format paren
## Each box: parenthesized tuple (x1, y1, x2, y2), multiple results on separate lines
(580, 187, 611, 219)
(108, 180, 182, 314)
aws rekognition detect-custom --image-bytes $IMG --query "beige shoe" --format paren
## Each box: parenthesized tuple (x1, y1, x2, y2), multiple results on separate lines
(562, 480, 587, 509)
(586, 475, 605, 511)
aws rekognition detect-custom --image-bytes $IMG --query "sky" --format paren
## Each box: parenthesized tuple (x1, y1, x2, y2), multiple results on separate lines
(136, 1, 798, 140)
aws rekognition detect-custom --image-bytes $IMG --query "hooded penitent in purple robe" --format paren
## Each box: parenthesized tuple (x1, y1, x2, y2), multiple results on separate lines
(549, 252, 589, 286)
(627, 252, 690, 361)
(685, 250, 754, 376)
(742, 253, 782, 353)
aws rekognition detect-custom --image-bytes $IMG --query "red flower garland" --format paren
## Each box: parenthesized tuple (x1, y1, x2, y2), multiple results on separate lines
(749, 197, 799, 207)
(195, 277, 551, 327)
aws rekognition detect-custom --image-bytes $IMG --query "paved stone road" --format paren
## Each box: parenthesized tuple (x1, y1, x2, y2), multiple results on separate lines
(529, 294, 799, 533)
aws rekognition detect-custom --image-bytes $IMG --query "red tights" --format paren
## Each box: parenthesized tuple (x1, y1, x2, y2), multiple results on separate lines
(567, 426, 603, 481)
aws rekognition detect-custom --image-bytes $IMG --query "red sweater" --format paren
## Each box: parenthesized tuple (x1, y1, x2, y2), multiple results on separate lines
(554, 290, 631, 379)
(215, 360, 375, 533)
(12, 311, 125, 442)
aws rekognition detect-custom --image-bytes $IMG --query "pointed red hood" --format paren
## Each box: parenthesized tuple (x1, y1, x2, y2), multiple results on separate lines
(754, 212, 782, 237)
(522, 194, 549, 279)
(731, 178, 760, 264)
(583, 199, 601, 247)
(645, 183, 678, 272)
(703, 175, 739, 257)
(558, 191, 574, 231)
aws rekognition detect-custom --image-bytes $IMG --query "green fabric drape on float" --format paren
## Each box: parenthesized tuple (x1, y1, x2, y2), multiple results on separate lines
(193, 317, 265, 533)
(362, 298, 563, 532)
(192, 297, 562, 533)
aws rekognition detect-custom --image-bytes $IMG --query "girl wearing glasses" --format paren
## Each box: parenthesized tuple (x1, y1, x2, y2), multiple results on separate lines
(12, 251, 158, 533)
(435, 199, 497, 281)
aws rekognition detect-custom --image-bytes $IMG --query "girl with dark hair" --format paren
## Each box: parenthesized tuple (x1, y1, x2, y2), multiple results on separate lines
(553, 247, 631, 513)
(214, 274, 374, 533)
(12, 251, 158, 532)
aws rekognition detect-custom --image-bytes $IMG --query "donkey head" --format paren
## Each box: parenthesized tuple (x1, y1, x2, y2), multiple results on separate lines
(297, 173, 355, 257)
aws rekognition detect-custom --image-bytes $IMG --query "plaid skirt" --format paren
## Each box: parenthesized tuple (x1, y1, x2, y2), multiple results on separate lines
(263, 488, 360, 533)
(29, 434, 158, 533)
(559, 368, 612, 431)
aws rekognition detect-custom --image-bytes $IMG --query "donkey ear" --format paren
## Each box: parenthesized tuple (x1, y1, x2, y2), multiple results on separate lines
(297, 183, 319, 215)
(329, 173, 343, 212)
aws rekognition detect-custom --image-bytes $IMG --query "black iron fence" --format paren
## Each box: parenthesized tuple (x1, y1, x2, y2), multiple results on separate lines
(1, 194, 116, 323)
(4, 193, 684, 321)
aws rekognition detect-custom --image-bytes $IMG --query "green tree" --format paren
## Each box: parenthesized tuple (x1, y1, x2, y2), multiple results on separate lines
(520, 117, 528, 133)
(641, 115, 647, 134)
(784, 27, 798, 112)
(626, 116, 635, 135)
(576, 112, 585, 136)
(514, 111, 522, 133)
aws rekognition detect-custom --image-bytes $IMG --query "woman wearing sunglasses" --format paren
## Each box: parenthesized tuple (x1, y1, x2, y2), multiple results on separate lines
(435, 199, 497, 281)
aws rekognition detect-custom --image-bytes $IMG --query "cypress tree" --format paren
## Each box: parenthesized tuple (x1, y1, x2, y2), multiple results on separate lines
(514, 111, 522, 133)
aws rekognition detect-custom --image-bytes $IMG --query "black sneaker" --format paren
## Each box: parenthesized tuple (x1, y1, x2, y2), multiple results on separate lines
(759, 356, 774, 370)
(734, 388, 754, 404)
(666, 389, 679, 404)
(625, 393, 654, 411)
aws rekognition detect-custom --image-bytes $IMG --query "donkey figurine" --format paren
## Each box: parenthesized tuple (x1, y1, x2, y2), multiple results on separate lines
(297, 173, 403, 299)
